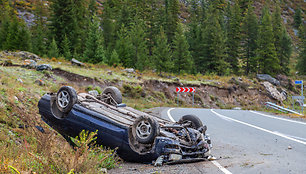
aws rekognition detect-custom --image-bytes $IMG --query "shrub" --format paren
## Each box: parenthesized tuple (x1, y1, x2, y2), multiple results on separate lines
(122, 84, 144, 98)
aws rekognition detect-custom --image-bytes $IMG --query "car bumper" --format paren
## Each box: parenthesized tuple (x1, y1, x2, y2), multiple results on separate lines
(153, 137, 211, 163)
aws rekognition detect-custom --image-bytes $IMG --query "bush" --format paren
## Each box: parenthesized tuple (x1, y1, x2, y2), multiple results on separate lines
(122, 84, 144, 98)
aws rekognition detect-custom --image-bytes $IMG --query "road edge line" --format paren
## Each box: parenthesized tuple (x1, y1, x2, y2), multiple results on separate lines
(211, 161, 233, 174)
(211, 109, 306, 145)
(167, 108, 176, 122)
(250, 111, 306, 125)
(167, 108, 233, 174)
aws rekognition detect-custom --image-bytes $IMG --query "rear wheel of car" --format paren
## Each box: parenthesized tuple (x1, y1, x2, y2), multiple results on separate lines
(179, 115, 203, 129)
(56, 86, 78, 113)
(132, 116, 159, 144)
(102, 86, 122, 105)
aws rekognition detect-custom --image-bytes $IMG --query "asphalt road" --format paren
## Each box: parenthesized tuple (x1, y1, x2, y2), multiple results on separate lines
(160, 108, 306, 174)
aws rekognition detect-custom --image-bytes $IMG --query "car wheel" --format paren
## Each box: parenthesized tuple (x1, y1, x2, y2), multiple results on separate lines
(102, 86, 122, 105)
(132, 116, 159, 144)
(179, 115, 203, 129)
(56, 86, 78, 113)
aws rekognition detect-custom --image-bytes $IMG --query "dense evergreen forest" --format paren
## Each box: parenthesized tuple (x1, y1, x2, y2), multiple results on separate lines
(0, 0, 305, 75)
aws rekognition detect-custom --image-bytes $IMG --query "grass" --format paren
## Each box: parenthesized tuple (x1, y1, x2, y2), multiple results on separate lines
(33, 56, 237, 88)
(3, 53, 252, 90)
(0, 66, 119, 173)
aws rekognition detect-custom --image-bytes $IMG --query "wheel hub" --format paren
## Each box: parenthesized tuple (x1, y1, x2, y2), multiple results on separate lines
(58, 91, 70, 108)
(136, 120, 152, 139)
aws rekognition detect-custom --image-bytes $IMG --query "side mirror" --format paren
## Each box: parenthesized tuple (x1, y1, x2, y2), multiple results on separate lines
(117, 103, 126, 107)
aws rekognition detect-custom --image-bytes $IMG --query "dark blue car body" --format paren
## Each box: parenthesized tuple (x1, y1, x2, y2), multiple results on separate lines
(38, 92, 211, 163)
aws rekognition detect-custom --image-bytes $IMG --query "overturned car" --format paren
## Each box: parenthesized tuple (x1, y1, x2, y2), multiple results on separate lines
(38, 86, 212, 165)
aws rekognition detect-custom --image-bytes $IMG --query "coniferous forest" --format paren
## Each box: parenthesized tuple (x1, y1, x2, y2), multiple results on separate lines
(0, 0, 305, 75)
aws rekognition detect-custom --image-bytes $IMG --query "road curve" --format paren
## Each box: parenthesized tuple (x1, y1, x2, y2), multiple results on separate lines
(161, 108, 306, 174)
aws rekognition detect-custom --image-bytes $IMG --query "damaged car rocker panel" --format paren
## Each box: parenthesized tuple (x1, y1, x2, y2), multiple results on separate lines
(38, 86, 212, 165)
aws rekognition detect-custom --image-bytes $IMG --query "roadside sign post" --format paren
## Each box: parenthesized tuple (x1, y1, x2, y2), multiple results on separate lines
(176, 87, 196, 107)
(192, 92, 194, 107)
(302, 81, 304, 114)
(177, 92, 179, 106)
(294, 80, 304, 114)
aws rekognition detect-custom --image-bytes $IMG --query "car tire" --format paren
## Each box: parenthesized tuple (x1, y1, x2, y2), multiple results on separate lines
(102, 86, 122, 105)
(179, 115, 203, 129)
(56, 86, 78, 113)
(132, 116, 159, 144)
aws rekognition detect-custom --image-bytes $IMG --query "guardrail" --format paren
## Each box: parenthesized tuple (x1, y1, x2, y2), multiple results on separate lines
(265, 102, 303, 116)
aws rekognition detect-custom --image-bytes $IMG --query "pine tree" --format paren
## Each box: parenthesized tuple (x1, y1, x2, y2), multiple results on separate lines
(17, 23, 32, 51)
(115, 25, 133, 67)
(101, 0, 117, 57)
(202, 6, 228, 75)
(118, 0, 133, 28)
(272, 5, 282, 58)
(49, 0, 88, 55)
(0, 11, 31, 52)
(146, 0, 163, 56)
(296, 24, 306, 74)
(49, 0, 75, 52)
(241, 4, 258, 75)
(62, 35, 72, 60)
(224, 1, 232, 31)
(226, 0, 242, 74)
(0, 11, 10, 50)
(172, 24, 193, 74)
(31, 0, 48, 56)
(294, 8, 302, 29)
(273, 5, 292, 74)
(256, 6, 280, 75)
(153, 27, 172, 74)
(48, 38, 59, 58)
(72, 0, 89, 55)
(109, 49, 120, 66)
(31, 23, 46, 56)
(83, 16, 105, 64)
(279, 28, 292, 74)
(4, 16, 20, 50)
(164, 0, 180, 44)
(187, 0, 204, 73)
(129, 20, 149, 71)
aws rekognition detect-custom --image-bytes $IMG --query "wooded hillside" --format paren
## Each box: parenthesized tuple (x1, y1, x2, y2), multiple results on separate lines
(0, 0, 305, 75)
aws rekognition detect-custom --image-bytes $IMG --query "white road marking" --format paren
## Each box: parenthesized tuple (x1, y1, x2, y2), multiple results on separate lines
(167, 108, 176, 122)
(211, 109, 306, 145)
(211, 161, 233, 174)
(167, 108, 233, 174)
(274, 131, 306, 141)
(250, 111, 306, 125)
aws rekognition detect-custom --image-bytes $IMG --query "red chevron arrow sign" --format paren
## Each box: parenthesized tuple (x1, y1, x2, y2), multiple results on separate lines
(176, 87, 195, 93)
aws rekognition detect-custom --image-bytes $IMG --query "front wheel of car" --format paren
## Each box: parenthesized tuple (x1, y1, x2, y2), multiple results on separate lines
(179, 115, 203, 129)
(56, 86, 78, 113)
(132, 116, 159, 144)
